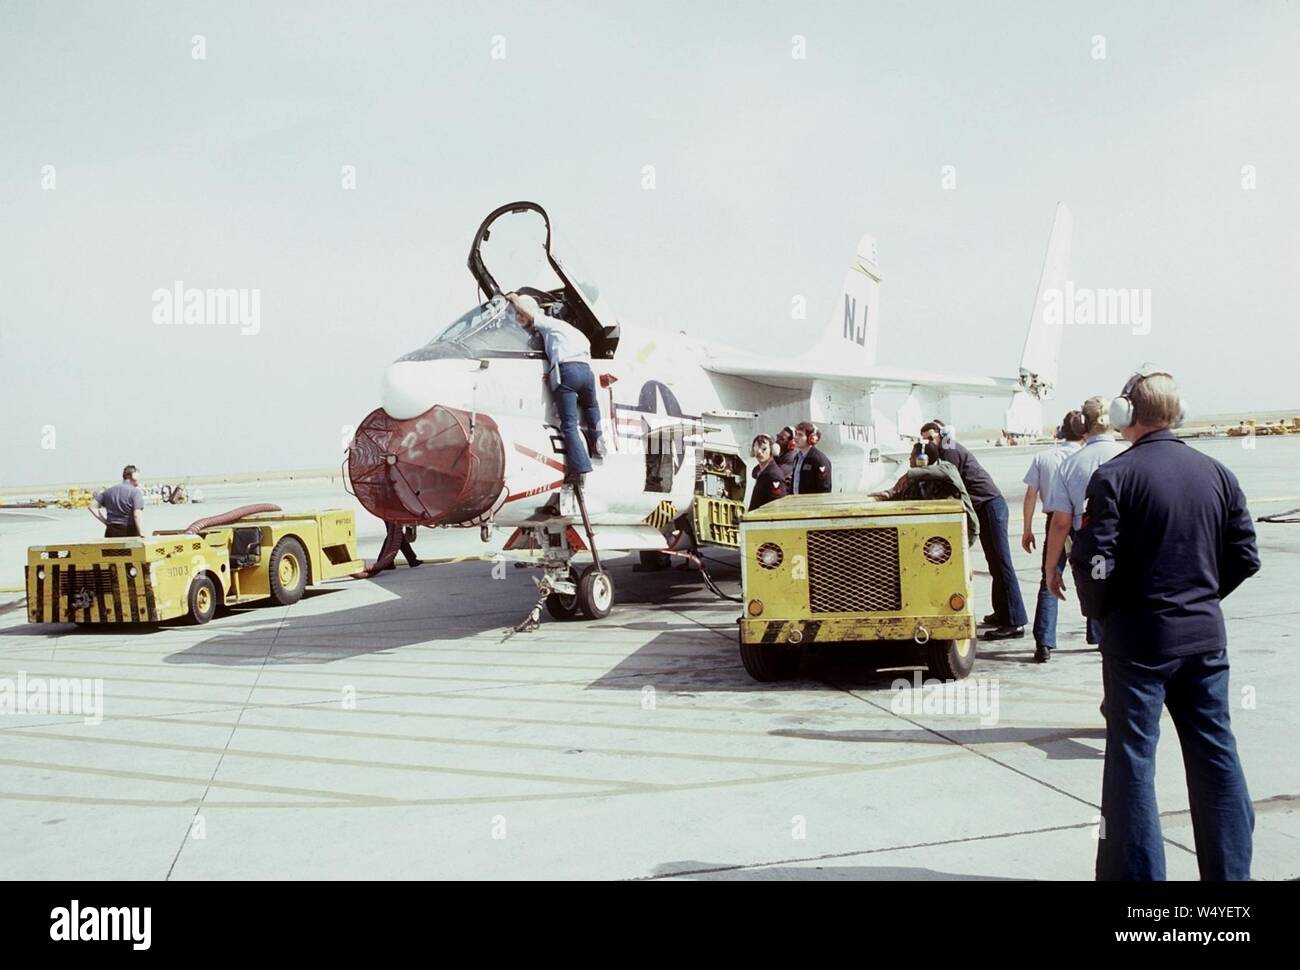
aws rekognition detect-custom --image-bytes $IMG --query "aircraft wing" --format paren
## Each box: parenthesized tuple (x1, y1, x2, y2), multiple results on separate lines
(702, 356, 1022, 396)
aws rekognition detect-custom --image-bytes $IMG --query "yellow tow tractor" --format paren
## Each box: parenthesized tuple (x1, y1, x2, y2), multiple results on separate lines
(737, 494, 976, 682)
(25, 507, 363, 626)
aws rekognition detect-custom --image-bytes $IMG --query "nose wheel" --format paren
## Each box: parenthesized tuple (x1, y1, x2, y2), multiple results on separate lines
(508, 481, 615, 636)
(545, 565, 614, 621)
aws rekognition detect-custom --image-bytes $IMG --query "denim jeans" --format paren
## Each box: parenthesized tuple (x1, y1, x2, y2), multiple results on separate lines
(976, 495, 1028, 627)
(1033, 511, 1064, 648)
(554, 361, 602, 476)
(1096, 649, 1253, 881)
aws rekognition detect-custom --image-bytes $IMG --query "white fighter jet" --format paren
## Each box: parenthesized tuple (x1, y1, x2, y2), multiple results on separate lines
(346, 201, 1070, 622)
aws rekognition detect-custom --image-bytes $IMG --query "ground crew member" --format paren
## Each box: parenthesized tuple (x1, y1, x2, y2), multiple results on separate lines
(89, 465, 145, 538)
(875, 441, 979, 545)
(774, 426, 798, 483)
(748, 434, 787, 511)
(920, 421, 1026, 640)
(355, 521, 423, 577)
(1072, 370, 1258, 881)
(791, 421, 832, 494)
(1021, 411, 1084, 662)
(1044, 397, 1127, 645)
(508, 292, 606, 486)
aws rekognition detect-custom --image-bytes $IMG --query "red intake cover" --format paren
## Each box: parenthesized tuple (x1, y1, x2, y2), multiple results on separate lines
(348, 406, 505, 525)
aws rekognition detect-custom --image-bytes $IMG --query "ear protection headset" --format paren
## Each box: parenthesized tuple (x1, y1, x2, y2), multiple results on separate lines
(1109, 366, 1187, 430)
(800, 424, 820, 446)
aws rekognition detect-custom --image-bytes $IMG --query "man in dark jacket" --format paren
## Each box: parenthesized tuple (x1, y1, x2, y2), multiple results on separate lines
(1072, 370, 1259, 881)
(790, 421, 832, 494)
(747, 434, 787, 512)
(773, 426, 799, 484)
(921, 422, 1027, 640)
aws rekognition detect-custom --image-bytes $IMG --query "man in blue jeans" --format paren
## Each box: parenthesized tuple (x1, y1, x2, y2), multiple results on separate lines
(1073, 369, 1259, 880)
(921, 422, 1027, 640)
(508, 293, 606, 486)
(1020, 411, 1083, 662)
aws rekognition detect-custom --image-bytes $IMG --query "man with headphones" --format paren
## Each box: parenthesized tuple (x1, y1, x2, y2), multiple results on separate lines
(790, 421, 832, 494)
(1072, 368, 1259, 881)
(747, 434, 788, 511)
(773, 426, 799, 484)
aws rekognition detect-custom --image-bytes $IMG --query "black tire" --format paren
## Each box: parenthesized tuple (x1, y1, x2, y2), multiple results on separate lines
(545, 568, 582, 620)
(576, 567, 614, 619)
(739, 641, 802, 682)
(925, 638, 976, 681)
(268, 536, 309, 606)
(187, 574, 218, 625)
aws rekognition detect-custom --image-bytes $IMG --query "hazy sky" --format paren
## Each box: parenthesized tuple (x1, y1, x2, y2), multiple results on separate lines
(2, 1, 1297, 487)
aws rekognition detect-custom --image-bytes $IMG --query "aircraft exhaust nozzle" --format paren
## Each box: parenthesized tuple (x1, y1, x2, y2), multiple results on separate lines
(347, 405, 506, 525)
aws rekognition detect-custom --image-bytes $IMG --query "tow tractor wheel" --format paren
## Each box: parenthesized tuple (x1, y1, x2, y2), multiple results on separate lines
(186, 574, 218, 625)
(269, 536, 309, 606)
(738, 640, 802, 682)
(577, 566, 614, 620)
(545, 568, 582, 621)
(925, 637, 976, 681)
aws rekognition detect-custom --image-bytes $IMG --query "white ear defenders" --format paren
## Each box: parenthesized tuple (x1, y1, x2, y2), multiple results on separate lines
(1109, 366, 1188, 430)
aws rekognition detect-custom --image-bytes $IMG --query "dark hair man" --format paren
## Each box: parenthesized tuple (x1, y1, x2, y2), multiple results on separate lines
(791, 421, 832, 494)
(90, 465, 145, 538)
(747, 434, 787, 511)
(773, 426, 798, 483)
(1073, 370, 1258, 881)
(920, 421, 1026, 640)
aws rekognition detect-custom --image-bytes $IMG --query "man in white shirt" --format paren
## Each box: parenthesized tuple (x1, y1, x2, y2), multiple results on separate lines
(1021, 412, 1083, 662)
(1044, 396, 1128, 645)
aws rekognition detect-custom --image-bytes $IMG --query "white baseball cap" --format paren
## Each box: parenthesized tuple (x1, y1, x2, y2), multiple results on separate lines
(511, 293, 541, 322)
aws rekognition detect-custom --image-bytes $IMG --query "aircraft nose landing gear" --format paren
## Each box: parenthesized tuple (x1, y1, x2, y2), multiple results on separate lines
(505, 481, 615, 638)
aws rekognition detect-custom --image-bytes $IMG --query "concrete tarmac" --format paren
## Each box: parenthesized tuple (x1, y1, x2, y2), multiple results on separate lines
(1, 436, 1296, 880)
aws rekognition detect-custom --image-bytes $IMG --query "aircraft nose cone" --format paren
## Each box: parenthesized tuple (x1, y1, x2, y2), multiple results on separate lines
(348, 405, 506, 525)
(381, 360, 481, 421)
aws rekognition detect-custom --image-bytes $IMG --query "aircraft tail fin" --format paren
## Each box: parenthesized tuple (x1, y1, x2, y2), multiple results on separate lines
(1018, 202, 1071, 397)
(1003, 202, 1072, 435)
(804, 234, 881, 369)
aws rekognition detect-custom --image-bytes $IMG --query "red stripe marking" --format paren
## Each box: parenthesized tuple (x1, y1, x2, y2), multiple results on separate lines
(514, 443, 566, 472)
(505, 480, 564, 504)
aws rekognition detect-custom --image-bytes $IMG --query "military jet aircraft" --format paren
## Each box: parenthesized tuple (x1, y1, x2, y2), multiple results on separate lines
(346, 200, 1070, 622)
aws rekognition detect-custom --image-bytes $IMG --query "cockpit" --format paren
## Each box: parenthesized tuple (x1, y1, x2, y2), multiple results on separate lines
(397, 297, 543, 362)
(398, 202, 621, 365)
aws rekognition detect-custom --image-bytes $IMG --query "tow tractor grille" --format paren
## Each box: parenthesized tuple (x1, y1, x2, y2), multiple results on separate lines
(806, 527, 902, 613)
(70, 569, 117, 594)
